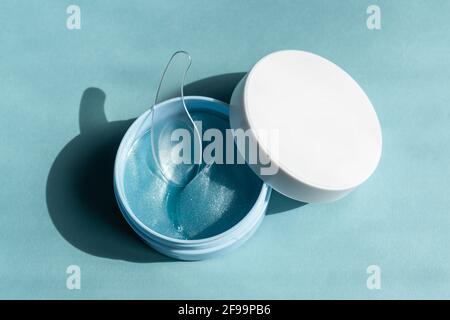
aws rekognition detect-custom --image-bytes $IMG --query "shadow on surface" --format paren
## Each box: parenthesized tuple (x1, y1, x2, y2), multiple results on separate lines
(266, 190, 307, 215)
(184, 72, 246, 103)
(46, 73, 301, 262)
(46, 87, 171, 262)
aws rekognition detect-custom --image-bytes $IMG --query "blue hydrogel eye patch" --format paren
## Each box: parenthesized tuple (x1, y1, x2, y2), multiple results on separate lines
(123, 110, 262, 240)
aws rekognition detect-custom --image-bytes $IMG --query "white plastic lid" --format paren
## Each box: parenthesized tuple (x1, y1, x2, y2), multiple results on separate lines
(230, 50, 382, 203)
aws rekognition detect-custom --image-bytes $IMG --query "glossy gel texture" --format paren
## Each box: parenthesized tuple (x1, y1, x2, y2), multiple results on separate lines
(123, 110, 262, 240)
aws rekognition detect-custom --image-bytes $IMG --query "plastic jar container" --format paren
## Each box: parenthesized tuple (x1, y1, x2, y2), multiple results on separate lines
(114, 96, 272, 260)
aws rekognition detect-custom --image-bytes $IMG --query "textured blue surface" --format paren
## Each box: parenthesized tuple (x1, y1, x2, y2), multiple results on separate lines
(1, 0, 449, 299)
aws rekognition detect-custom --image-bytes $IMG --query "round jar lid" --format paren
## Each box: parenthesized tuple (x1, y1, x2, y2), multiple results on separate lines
(230, 50, 382, 203)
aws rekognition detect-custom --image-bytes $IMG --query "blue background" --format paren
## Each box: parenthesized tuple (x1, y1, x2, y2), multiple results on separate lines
(1, 0, 449, 299)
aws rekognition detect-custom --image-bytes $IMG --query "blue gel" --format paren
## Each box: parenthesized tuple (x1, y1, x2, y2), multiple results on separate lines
(123, 110, 262, 240)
